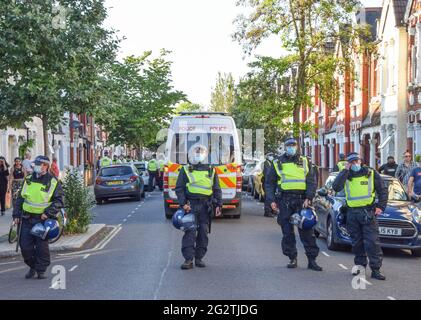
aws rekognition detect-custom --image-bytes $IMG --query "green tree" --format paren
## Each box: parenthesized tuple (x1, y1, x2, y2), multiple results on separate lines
(210, 72, 235, 113)
(0, 0, 119, 155)
(96, 50, 186, 155)
(234, 0, 361, 136)
(173, 102, 203, 115)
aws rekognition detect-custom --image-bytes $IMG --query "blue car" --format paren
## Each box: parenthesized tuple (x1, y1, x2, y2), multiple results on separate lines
(313, 173, 421, 256)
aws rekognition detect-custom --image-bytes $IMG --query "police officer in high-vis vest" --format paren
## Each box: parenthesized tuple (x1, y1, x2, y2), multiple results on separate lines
(158, 158, 165, 191)
(12, 156, 64, 279)
(100, 151, 112, 168)
(175, 145, 222, 270)
(333, 153, 347, 172)
(332, 152, 387, 280)
(265, 138, 322, 271)
(147, 154, 159, 192)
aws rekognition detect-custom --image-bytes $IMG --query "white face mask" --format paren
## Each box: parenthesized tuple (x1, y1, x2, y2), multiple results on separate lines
(193, 153, 206, 164)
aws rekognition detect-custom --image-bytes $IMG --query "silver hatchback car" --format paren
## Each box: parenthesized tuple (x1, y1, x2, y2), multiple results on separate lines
(94, 164, 145, 204)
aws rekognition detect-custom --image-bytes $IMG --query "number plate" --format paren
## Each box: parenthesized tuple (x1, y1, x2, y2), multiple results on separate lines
(107, 181, 123, 186)
(379, 227, 402, 236)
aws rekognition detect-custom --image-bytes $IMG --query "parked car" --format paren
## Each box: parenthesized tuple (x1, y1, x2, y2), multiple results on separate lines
(133, 161, 149, 186)
(313, 172, 421, 256)
(242, 161, 257, 191)
(94, 164, 145, 204)
(249, 160, 265, 201)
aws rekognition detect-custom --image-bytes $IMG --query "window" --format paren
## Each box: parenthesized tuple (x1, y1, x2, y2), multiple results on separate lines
(100, 166, 133, 177)
(385, 179, 409, 201)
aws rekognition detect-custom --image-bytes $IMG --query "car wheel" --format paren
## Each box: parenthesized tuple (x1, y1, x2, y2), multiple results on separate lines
(411, 249, 421, 257)
(327, 217, 340, 251)
(96, 198, 103, 205)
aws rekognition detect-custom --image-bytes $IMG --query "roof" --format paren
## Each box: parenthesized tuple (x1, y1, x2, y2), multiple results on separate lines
(393, 0, 409, 26)
(365, 8, 383, 40)
(361, 106, 381, 128)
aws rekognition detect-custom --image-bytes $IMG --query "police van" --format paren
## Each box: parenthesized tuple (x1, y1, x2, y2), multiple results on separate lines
(163, 112, 242, 219)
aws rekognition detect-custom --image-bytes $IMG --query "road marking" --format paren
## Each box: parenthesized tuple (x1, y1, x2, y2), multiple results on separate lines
(69, 265, 78, 272)
(361, 278, 372, 286)
(387, 296, 397, 300)
(131, 211, 135, 214)
(135, 207, 139, 210)
(123, 219, 127, 222)
(154, 250, 173, 300)
(50, 281, 59, 289)
(128, 215, 132, 218)
(322, 251, 330, 257)
(83, 254, 90, 260)
(338, 264, 348, 270)
(0, 266, 26, 274)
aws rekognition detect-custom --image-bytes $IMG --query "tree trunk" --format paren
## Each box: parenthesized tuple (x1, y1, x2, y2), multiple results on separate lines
(41, 116, 50, 157)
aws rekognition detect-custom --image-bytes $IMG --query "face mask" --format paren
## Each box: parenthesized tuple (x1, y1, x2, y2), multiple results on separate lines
(193, 153, 206, 164)
(33, 165, 42, 174)
(286, 147, 297, 156)
(351, 164, 361, 172)
(267, 156, 274, 162)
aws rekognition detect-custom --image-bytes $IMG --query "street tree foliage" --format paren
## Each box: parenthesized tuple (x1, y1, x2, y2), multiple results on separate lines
(210, 72, 235, 113)
(232, 57, 294, 153)
(0, 0, 119, 155)
(96, 50, 186, 153)
(234, 0, 362, 136)
(173, 102, 203, 115)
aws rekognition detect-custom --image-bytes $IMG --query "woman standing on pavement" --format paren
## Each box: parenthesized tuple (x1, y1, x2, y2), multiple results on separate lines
(9, 157, 26, 209)
(0, 157, 10, 215)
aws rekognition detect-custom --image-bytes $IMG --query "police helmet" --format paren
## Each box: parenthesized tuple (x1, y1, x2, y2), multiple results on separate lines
(34, 155, 50, 166)
(290, 208, 318, 230)
(30, 219, 60, 240)
(172, 209, 197, 232)
(284, 138, 298, 146)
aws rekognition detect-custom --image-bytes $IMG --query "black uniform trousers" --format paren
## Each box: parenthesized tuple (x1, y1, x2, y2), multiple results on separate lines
(148, 170, 158, 191)
(157, 171, 164, 191)
(276, 194, 319, 260)
(182, 199, 210, 261)
(20, 215, 50, 273)
(346, 208, 383, 270)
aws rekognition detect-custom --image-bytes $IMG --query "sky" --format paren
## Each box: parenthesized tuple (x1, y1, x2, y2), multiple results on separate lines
(104, 0, 382, 108)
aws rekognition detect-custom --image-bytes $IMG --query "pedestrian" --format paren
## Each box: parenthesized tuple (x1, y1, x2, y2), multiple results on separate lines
(175, 145, 222, 269)
(265, 138, 322, 271)
(50, 157, 60, 178)
(407, 161, 421, 201)
(263, 153, 275, 217)
(157, 157, 165, 191)
(147, 154, 159, 192)
(9, 157, 26, 209)
(22, 152, 33, 175)
(100, 151, 112, 168)
(395, 151, 417, 188)
(333, 153, 347, 172)
(378, 156, 398, 177)
(12, 156, 64, 280)
(332, 152, 387, 280)
(0, 157, 10, 215)
(112, 155, 121, 165)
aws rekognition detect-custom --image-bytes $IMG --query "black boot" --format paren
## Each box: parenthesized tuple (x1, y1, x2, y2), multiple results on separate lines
(37, 272, 47, 280)
(308, 259, 323, 271)
(195, 259, 206, 268)
(287, 258, 298, 269)
(25, 268, 36, 279)
(181, 260, 193, 270)
(264, 212, 274, 218)
(371, 269, 386, 280)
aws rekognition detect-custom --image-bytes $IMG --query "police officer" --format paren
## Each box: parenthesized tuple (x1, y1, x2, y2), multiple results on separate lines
(332, 152, 387, 280)
(100, 151, 112, 168)
(147, 154, 159, 192)
(265, 138, 322, 271)
(263, 153, 275, 218)
(157, 158, 165, 191)
(113, 155, 121, 165)
(175, 145, 222, 270)
(12, 156, 64, 279)
(333, 153, 347, 172)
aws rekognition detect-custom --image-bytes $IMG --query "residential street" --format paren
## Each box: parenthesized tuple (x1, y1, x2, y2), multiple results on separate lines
(0, 191, 420, 300)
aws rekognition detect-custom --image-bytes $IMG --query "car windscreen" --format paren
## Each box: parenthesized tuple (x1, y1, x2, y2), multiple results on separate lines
(244, 163, 256, 173)
(100, 166, 133, 177)
(384, 179, 409, 201)
(134, 164, 146, 171)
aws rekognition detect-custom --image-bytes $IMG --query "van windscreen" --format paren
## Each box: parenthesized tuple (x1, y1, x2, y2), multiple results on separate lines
(170, 133, 235, 165)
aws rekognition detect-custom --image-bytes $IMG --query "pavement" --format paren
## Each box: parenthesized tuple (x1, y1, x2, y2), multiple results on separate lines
(0, 190, 420, 300)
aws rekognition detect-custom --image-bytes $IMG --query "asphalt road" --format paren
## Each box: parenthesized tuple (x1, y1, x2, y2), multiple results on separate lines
(0, 190, 420, 300)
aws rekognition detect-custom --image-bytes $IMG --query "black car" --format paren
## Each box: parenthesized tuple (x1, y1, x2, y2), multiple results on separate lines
(313, 173, 421, 256)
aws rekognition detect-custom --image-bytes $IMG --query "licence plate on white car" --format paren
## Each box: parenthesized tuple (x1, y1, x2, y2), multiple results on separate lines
(379, 227, 402, 236)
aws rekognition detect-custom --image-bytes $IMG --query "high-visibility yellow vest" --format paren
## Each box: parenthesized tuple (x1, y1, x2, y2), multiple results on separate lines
(183, 166, 214, 196)
(100, 157, 112, 167)
(148, 159, 158, 171)
(159, 160, 165, 172)
(21, 175, 59, 214)
(337, 161, 347, 172)
(344, 169, 375, 208)
(274, 157, 309, 191)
